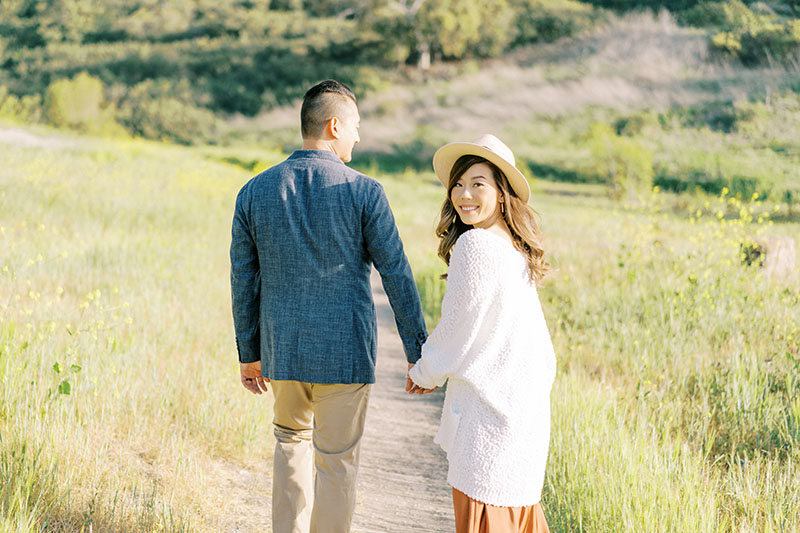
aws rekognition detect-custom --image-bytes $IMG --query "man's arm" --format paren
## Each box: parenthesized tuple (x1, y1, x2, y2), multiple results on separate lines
(362, 182, 428, 363)
(230, 188, 262, 365)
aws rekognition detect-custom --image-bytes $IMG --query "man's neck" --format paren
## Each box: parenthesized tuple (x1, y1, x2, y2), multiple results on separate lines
(302, 139, 336, 153)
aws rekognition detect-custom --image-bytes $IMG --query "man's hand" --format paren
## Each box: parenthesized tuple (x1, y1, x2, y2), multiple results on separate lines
(406, 363, 438, 395)
(240, 361, 269, 395)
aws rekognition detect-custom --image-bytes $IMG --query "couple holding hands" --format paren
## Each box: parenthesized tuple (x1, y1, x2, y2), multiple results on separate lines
(230, 80, 556, 533)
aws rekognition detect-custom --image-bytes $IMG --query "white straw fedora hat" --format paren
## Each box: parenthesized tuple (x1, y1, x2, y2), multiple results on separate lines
(432, 134, 530, 203)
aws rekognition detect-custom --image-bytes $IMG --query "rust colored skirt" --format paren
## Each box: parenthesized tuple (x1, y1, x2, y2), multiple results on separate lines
(452, 488, 550, 533)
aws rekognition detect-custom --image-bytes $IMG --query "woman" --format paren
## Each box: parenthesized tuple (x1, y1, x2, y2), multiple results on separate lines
(407, 134, 556, 533)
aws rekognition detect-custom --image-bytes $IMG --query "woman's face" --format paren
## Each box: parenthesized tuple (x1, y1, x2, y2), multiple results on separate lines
(450, 162, 502, 228)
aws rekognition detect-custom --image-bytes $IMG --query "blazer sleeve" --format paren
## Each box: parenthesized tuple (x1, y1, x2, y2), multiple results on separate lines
(362, 181, 428, 363)
(409, 231, 499, 389)
(230, 187, 262, 364)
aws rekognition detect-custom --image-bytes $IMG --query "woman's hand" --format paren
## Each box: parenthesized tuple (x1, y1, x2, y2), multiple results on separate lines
(406, 363, 438, 394)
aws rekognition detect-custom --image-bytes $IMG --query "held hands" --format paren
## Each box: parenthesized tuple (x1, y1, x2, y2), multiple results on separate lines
(240, 360, 269, 395)
(406, 363, 438, 395)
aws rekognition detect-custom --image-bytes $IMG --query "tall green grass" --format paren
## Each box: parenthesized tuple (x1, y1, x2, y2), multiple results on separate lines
(382, 171, 800, 530)
(1, 133, 798, 530)
(0, 139, 282, 530)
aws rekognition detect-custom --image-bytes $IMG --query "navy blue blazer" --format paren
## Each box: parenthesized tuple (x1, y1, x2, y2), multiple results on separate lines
(230, 150, 428, 384)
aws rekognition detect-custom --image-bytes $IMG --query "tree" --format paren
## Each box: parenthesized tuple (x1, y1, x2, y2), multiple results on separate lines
(361, 0, 513, 68)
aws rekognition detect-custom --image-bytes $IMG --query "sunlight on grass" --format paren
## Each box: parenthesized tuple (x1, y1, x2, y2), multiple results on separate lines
(380, 169, 800, 531)
(0, 140, 278, 530)
(1, 135, 798, 531)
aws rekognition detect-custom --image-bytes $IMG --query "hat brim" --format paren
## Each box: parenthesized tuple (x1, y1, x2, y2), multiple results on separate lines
(432, 142, 530, 203)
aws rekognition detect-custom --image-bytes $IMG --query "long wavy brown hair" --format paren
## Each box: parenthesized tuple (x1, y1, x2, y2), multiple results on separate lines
(436, 155, 550, 285)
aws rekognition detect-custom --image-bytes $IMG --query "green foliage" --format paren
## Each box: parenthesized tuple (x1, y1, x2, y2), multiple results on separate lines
(43, 72, 103, 129)
(510, 0, 603, 46)
(526, 160, 604, 183)
(719, 0, 767, 31)
(0, 436, 64, 530)
(587, 122, 654, 199)
(360, 0, 514, 66)
(700, 0, 800, 64)
(582, 0, 703, 10)
(424, 0, 513, 58)
(711, 30, 744, 53)
(614, 111, 660, 136)
(302, 0, 357, 17)
(672, 100, 740, 132)
(653, 170, 767, 199)
(0, 3, 375, 122)
(738, 20, 800, 63)
(0, 0, 597, 144)
(642, 93, 800, 203)
(116, 80, 221, 145)
(0, 86, 42, 123)
(42, 72, 125, 136)
(678, 2, 732, 27)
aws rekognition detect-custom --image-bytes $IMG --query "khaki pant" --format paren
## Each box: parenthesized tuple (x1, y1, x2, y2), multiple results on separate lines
(270, 381, 371, 533)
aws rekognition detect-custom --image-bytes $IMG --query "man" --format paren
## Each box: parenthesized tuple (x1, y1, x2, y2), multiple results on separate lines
(230, 79, 428, 533)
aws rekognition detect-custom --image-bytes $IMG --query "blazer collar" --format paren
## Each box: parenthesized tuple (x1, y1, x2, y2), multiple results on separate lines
(288, 150, 344, 164)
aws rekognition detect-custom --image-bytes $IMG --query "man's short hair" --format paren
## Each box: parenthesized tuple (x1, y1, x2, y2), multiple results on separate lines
(301, 80, 357, 139)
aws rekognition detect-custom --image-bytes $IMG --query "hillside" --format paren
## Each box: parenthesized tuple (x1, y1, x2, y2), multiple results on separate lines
(2, 3, 799, 201)
(247, 11, 800, 205)
(2, 0, 799, 142)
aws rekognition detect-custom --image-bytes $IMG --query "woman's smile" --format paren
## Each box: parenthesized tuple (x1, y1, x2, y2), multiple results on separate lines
(451, 162, 502, 227)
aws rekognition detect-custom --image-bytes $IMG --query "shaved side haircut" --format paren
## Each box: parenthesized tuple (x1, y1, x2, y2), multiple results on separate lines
(301, 80, 357, 139)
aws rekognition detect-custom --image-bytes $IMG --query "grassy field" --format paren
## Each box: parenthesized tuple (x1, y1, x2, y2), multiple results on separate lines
(385, 175, 800, 531)
(1, 128, 799, 531)
(0, 136, 285, 531)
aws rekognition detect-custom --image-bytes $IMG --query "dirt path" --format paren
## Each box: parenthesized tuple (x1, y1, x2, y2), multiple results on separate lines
(0, 126, 75, 148)
(206, 271, 453, 532)
(350, 271, 453, 532)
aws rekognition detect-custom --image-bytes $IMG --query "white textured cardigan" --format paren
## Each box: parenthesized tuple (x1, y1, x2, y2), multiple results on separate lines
(409, 228, 556, 507)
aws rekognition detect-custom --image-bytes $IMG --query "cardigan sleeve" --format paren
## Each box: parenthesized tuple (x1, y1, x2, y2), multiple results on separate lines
(408, 230, 500, 389)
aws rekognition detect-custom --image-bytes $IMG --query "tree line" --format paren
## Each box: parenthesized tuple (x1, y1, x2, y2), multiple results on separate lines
(0, 0, 798, 143)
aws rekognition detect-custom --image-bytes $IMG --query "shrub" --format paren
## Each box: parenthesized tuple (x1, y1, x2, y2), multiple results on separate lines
(613, 112, 660, 136)
(0, 86, 43, 123)
(719, 0, 766, 32)
(124, 97, 219, 145)
(526, 160, 604, 183)
(510, 0, 602, 47)
(711, 30, 743, 54)
(667, 100, 740, 132)
(678, 1, 731, 27)
(42, 72, 123, 135)
(705, 1, 800, 64)
(43, 72, 104, 129)
(738, 21, 800, 64)
(581, 0, 703, 11)
(653, 169, 772, 200)
(117, 80, 221, 145)
(587, 122, 654, 199)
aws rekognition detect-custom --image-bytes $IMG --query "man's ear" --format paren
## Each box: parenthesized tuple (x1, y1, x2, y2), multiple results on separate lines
(327, 117, 341, 139)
